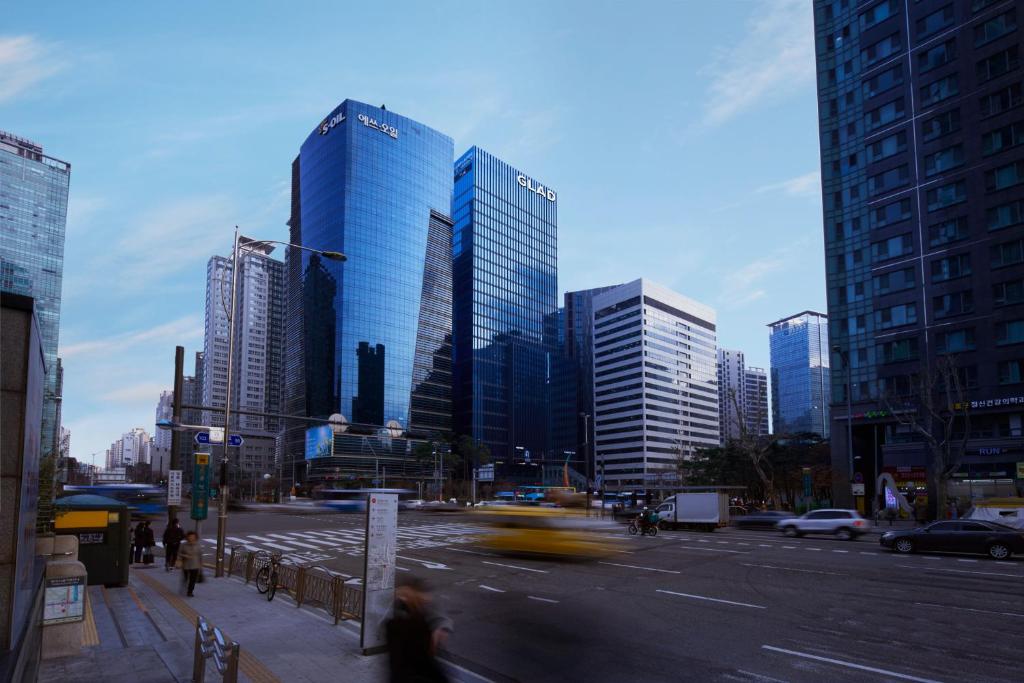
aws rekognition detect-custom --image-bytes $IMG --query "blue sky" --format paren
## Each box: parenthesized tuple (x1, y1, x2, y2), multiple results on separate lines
(3, 0, 824, 467)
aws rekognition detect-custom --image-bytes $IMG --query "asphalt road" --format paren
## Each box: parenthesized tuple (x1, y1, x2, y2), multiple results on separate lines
(156, 509, 1024, 683)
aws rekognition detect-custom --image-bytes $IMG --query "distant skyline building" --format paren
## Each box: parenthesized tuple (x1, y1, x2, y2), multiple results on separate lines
(0, 130, 71, 459)
(202, 246, 285, 434)
(592, 279, 719, 489)
(744, 366, 770, 437)
(106, 427, 151, 471)
(814, 0, 1024, 509)
(282, 100, 455, 487)
(452, 147, 559, 466)
(768, 311, 830, 438)
(154, 390, 173, 450)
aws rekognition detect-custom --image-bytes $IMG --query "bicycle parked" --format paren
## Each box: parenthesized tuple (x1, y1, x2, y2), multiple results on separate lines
(254, 551, 288, 602)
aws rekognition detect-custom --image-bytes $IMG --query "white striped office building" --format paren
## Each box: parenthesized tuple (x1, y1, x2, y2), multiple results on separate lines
(591, 279, 719, 489)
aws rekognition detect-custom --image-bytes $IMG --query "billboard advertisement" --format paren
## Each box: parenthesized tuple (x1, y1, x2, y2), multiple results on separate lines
(305, 425, 334, 460)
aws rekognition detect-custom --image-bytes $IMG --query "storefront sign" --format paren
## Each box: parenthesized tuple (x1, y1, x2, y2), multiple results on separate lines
(851, 483, 865, 496)
(43, 576, 85, 624)
(517, 174, 556, 202)
(953, 396, 1024, 410)
(357, 113, 398, 138)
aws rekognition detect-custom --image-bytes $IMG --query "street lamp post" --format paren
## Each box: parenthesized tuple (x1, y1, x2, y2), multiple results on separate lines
(213, 228, 346, 577)
(832, 345, 854, 506)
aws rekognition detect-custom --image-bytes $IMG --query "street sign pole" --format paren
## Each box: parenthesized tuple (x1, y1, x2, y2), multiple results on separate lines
(168, 346, 184, 526)
(361, 493, 397, 654)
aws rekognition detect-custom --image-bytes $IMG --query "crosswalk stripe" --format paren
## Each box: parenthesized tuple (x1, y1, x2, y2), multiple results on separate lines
(305, 532, 360, 545)
(245, 535, 298, 551)
(266, 534, 322, 550)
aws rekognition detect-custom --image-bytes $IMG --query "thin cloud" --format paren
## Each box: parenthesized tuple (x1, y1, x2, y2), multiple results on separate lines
(98, 382, 171, 404)
(701, 0, 814, 126)
(718, 255, 787, 310)
(0, 35, 65, 103)
(61, 315, 202, 359)
(756, 170, 821, 197)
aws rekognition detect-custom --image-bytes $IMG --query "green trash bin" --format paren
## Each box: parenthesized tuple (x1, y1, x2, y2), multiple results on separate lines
(54, 494, 131, 586)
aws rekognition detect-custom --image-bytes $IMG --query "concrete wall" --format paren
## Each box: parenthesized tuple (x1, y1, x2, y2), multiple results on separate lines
(1, 293, 45, 656)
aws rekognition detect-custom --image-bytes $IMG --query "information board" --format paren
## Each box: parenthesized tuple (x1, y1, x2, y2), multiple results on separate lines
(192, 453, 210, 521)
(43, 576, 85, 624)
(360, 493, 397, 654)
(168, 469, 182, 506)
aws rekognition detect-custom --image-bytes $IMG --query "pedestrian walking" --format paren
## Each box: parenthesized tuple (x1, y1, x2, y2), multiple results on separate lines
(179, 531, 204, 597)
(129, 524, 137, 564)
(385, 576, 453, 683)
(142, 521, 156, 565)
(133, 521, 148, 563)
(162, 518, 185, 571)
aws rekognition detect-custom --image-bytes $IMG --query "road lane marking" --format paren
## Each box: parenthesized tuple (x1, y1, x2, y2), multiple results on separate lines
(447, 548, 496, 557)
(782, 546, 796, 549)
(599, 562, 680, 574)
(740, 563, 843, 576)
(482, 561, 549, 574)
(479, 585, 505, 593)
(396, 555, 451, 570)
(758, 544, 772, 548)
(895, 564, 1021, 578)
(528, 596, 559, 603)
(804, 547, 821, 552)
(955, 559, 978, 563)
(921, 556, 941, 561)
(913, 602, 1024, 618)
(831, 549, 848, 553)
(715, 541, 730, 544)
(859, 551, 880, 555)
(677, 545, 748, 554)
(761, 645, 945, 683)
(697, 539, 710, 543)
(736, 542, 750, 546)
(657, 589, 765, 610)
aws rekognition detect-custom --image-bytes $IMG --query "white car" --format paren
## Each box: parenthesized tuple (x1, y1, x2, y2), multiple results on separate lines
(776, 509, 869, 540)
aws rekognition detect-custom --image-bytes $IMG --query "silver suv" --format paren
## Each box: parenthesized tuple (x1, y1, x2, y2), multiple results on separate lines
(776, 509, 869, 540)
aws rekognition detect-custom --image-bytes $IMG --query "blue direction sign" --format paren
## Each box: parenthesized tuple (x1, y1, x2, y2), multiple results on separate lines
(195, 432, 244, 447)
(191, 453, 211, 521)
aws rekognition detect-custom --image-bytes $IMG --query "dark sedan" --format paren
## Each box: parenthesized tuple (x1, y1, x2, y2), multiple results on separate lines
(733, 510, 796, 530)
(880, 520, 1024, 560)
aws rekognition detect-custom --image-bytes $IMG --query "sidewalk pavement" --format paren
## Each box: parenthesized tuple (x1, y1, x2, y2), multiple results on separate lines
(40, 562, 383, 683)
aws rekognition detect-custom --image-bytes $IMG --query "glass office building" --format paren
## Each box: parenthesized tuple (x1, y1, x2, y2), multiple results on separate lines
(815, 1, 1024, 507)
(768, 311, 831, 438)
(0, 130, 70, 459)
(452, 147, 559, 464)
(281, 100, 454, 486)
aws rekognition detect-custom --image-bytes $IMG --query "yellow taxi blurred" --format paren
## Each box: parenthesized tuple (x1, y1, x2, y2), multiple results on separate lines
(474, 501, 620, 560)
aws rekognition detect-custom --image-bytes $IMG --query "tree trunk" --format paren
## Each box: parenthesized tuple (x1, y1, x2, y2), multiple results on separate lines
(926, 457, 945, 521)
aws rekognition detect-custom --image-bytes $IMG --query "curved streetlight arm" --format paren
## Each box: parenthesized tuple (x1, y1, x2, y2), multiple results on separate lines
(240, 238, 347, 262)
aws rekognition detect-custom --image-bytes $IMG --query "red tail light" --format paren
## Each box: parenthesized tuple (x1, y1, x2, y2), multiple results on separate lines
(854, 520, 865, 527)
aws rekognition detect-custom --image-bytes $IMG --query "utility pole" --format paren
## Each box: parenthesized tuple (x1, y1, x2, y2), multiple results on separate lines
(168, 346, 185, 527)
(581, 412, 591, 517)
(215, 227, 241, 578)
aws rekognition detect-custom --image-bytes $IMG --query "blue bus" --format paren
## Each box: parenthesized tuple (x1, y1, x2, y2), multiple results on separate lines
(62, 484, 167, 518)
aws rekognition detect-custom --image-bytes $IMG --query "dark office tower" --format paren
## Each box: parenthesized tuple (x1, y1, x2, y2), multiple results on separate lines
(281, 100, 454, 486)
(0, 131, 71, 460)
(452, 147, 559, 464)
(815, 1, 1024, 509)
(353, 342, 385, 426)
(565, 286, 623, 458)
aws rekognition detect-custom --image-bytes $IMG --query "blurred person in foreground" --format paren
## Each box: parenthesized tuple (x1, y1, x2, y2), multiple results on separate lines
(386, 576, 453, 683)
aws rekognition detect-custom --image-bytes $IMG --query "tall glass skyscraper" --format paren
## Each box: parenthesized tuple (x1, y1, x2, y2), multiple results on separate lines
(768, 311, 831, 438)
(452, 147, 559, 463)
(0, 130, 70, 458)
(281, 100, 454, 486)
(815, 1, 1024, 508)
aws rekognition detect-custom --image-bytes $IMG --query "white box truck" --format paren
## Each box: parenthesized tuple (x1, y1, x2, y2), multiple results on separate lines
(654, 493, 730, 531)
